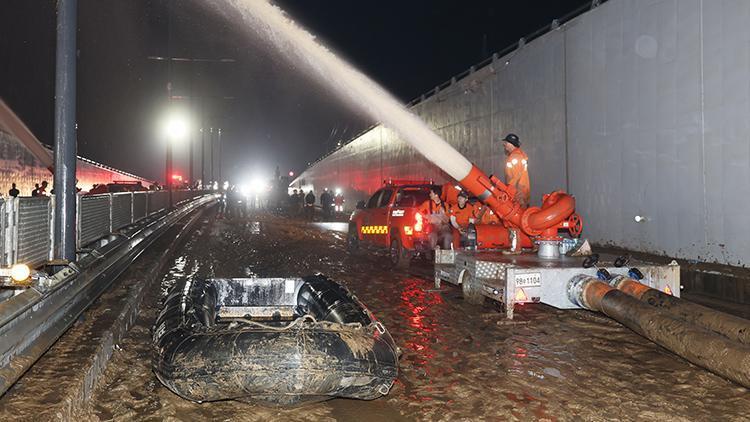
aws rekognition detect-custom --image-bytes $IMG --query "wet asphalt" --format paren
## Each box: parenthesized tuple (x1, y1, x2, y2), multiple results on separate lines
(78, 209, 749, 421)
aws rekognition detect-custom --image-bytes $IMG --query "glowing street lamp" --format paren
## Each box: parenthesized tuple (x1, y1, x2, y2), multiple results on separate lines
(164, 112, 189, 141)
(162, 110, 191, 207)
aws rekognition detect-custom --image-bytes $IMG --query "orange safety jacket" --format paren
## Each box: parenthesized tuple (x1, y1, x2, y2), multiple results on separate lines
(504, 148, 530, 206)
(448, 202, 477, 229)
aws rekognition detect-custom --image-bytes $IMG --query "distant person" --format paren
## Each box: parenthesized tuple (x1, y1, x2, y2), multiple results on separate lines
(305, 190, 316, 221)
(334, 192, 344, 213)
(320, 188, 332, 220)
(31, 183, 40, 197)
(499, 133, 530, 207)
(8, 183, 19, 198)
(38, 180, 49, 196)
(295, 190, 304, 215)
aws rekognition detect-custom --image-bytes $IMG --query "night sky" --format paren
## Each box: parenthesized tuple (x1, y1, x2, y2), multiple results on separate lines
(0, 0, 583, 183)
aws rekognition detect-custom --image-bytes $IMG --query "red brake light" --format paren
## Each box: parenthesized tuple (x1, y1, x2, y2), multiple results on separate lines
(414, 212, 424, 232)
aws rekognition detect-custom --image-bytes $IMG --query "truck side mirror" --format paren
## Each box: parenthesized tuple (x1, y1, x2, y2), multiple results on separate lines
(356, 200, 366, 209)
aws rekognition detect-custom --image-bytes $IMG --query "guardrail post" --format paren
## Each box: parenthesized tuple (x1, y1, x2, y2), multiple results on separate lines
(49, 196, 56, 261)
(130, 192, 135, 224)
(1, 200, 8, 266)
(11, 198, 19, 265)
(75, 194, 81, 250)
(108, 194, 114, 233)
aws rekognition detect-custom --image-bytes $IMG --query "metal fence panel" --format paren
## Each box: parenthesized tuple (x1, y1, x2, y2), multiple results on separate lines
(0, 199, 5, 266)
(78, 195, 111, 247)
(16, 197, 51, 266)
(132, 192, 147, 222)
(147, 191, 168, 215)
(110, 193, 133, 231)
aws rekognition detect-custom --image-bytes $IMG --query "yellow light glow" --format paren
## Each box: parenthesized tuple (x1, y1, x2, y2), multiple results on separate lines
(515, 288, 528, 302)
(10, 264, 30, 282)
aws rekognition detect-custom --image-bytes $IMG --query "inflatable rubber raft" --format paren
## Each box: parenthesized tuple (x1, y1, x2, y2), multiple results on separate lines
(152, 275, 399, 405)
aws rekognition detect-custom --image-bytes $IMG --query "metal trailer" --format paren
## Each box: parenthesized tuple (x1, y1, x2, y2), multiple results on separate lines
(434, 250, 680, 319)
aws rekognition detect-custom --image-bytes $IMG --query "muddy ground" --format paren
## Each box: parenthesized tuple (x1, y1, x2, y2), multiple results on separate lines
(77, 209, 749, 421)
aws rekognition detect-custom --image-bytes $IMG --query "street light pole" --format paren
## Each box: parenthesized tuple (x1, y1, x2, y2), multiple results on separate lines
(166, 136, 173, 207)
(53, 0, 78, 262)
(217, 128, 222, 182)
(209, 127, 214, 183)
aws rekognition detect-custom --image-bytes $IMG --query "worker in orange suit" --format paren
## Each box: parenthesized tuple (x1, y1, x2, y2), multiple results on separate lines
(448, 191, 476, 232)
(448, 190, 478, 247)
(501, 133, 530, 207)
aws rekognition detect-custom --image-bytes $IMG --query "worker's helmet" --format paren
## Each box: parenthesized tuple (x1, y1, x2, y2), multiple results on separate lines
(502, 133, 520, 147)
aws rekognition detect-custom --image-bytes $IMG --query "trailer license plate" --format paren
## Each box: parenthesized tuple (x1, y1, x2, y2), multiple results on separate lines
(515, 272, 541, 287)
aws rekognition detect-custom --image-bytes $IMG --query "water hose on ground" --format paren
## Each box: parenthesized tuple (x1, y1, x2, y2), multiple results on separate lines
(608, 275, 750, 346)
(568, 275, 750, 388)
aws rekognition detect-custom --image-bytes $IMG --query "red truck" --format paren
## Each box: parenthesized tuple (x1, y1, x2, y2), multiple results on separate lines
(347, 180, 440, 268)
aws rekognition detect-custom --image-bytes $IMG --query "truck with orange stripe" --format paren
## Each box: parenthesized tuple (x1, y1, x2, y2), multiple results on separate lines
(347, 180, 440, 268)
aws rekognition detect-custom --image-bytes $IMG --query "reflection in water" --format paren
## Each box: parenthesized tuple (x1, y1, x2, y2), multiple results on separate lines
(311, 222, 349, 233)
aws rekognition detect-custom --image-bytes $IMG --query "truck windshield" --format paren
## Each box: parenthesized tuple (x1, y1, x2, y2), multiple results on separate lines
(394, 188, 432, 208)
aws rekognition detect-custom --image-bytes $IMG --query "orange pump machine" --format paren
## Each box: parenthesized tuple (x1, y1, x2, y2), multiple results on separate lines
(458, 165, 583, 256)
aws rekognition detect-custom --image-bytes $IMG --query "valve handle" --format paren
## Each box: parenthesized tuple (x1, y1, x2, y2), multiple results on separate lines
(628, 268, 644, 280)
(614, 255, 630, 268)
(582, 253, 599, 268)
(567, 213, 584, 238)
(596, 268, 611, 281)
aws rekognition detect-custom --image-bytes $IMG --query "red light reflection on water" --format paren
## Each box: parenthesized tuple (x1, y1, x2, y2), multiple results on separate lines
(513, 347, 528, 359)
(399, 278, 445, 368)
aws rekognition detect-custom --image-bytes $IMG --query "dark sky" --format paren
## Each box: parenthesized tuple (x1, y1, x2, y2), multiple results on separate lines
(0, 0, 584, 183)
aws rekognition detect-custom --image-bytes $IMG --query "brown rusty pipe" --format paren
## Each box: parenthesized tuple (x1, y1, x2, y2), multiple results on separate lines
(609, 275, 750, 346)
(568, 275, 750, 388)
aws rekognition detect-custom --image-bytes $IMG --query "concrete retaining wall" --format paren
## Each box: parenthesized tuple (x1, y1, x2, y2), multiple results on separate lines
(293, 0, 750, 268)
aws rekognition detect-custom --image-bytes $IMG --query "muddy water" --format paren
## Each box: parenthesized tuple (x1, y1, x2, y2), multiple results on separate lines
(83, 210, 749, 421)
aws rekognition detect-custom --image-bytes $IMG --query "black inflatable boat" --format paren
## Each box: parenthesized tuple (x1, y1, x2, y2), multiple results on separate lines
(152, 275, 399, 405)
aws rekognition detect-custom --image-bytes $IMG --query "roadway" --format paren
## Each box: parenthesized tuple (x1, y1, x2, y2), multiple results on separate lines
(1, 208, 748, 421)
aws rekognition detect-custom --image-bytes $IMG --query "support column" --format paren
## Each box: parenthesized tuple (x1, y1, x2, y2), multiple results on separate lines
(53, 0, 78, 262)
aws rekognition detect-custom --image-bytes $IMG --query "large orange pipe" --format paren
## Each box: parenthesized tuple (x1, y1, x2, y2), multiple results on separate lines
(458, 164, 577, 238)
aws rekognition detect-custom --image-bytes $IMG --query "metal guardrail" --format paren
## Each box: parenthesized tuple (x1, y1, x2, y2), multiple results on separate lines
(16, 197, 53, 268)
(0, 193, 218, 397)
(0, 190, 210, 267)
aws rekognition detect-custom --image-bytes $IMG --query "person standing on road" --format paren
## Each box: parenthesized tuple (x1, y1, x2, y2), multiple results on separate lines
(500, 133, 530, 208)
(334, 192, 344, 213)
(320, 188, 332, 220)
(305, 190, 316, 221)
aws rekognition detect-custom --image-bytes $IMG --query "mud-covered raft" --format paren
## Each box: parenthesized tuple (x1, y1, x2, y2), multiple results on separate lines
(152, 275, 399, 405)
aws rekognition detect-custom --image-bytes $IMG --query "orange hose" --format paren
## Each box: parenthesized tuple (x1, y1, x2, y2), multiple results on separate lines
(459, 164, 577, 238)
(527, 192, 576, 231)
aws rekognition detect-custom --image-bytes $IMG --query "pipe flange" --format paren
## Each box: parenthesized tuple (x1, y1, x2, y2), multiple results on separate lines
(520, 207, 543, 236)
(567, 274, 590, 308)
(607, 274, 628, 289)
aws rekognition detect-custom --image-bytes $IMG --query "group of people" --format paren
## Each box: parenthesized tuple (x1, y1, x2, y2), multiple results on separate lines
(288, 188, 345, 221)
(420, 133, 531, 250)
(3, 180, 47, 198)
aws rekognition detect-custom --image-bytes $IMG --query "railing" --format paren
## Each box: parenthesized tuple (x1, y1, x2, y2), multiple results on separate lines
(0, 190, 210, 268)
